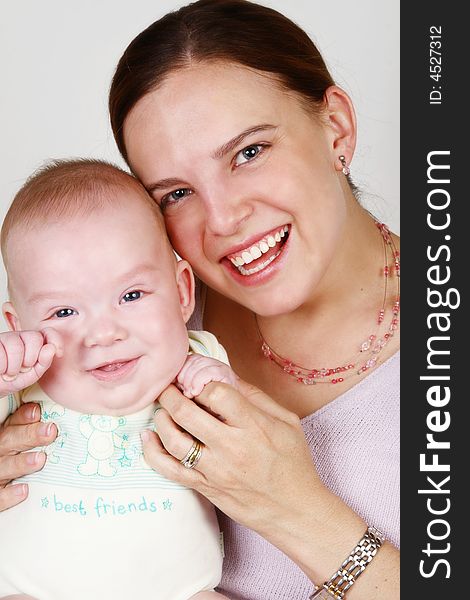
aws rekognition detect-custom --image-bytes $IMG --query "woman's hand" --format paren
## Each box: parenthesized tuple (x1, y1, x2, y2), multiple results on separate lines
(143, 380, 400, 599)
(142, 378, 323, 536)
(0, 403, 57, 511)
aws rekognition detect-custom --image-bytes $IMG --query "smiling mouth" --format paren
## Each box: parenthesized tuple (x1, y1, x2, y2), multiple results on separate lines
(226, 225, 290, 276)
(89, 358, 140, 382)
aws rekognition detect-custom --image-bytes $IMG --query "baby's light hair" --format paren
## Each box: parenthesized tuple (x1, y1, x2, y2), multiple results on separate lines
(1, 158, 166, 268)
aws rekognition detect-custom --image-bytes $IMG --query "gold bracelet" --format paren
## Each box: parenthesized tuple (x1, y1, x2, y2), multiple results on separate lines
(309, 526, 385, 599)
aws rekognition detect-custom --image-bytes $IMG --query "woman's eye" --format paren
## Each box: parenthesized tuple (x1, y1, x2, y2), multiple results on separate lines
(234, 144, 263, 167)
(54, 308, 76, 318)
(161, 188, 192, 209)
(121, 291, 142, 303)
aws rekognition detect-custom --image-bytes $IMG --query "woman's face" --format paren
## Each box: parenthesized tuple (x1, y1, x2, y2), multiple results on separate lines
(124, 62, 349, 316)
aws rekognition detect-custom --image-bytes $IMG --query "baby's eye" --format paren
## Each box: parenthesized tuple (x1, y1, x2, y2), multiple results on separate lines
(55, 308, 77, 318)
(234, 144, 264, 167)
(161, 188, 193, 210)
(121, 290, 142, 303)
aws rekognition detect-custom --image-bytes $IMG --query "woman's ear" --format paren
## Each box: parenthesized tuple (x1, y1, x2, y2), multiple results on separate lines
(2, 302, 21, 331)
(323, 85, 357, 170)
(175, 260, 196, 323)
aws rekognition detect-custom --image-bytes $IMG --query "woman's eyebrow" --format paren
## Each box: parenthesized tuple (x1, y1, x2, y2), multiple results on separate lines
(146, 177, 186, 194)
(145, 124, 277, 194)
(212, 124, 277, 160)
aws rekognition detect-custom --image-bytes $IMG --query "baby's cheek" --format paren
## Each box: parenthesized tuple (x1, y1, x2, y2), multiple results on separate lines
(149, 323, 188, 381)
(40, 328, 81, 385)
(171, 331, 192, 376)
(51, 323, 79, 349)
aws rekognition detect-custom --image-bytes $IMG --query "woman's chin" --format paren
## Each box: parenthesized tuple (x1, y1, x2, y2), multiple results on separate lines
(241, 288, 307, 318)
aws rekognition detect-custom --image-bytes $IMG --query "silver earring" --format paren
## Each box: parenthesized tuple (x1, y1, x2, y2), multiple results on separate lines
(339, 155, 350, 176)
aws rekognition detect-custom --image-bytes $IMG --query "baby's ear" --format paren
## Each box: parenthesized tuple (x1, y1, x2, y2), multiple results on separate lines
(175, 260, 195, 323)
(2, 302, 21, 331)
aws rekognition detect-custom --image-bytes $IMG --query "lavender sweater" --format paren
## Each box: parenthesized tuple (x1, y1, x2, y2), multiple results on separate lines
(216, 352, 399, 599)
(189, 293, 400, 599)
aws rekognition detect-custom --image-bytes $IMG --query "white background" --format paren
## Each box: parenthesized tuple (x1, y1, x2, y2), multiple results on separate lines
(0, 0, 399, 301)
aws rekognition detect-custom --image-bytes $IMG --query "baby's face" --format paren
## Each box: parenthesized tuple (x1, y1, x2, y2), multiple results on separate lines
(5, 196, 193, 415)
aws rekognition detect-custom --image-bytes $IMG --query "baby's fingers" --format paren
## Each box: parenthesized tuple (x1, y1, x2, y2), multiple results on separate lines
(19, 331, 47, 370)
(0, 346, 56, 390)
(176, 354, 201, 387)
(0, 332, 26, 378)
(191, 365, 238, 398)
(41, 328, 64, 358)
(0, 343, 7, 377)
(177, 355, 227, 395)
(33, 344, 57, 379)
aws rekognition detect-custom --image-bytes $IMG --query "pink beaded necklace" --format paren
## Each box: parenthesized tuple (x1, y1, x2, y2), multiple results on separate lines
(255, 222, 400, 385)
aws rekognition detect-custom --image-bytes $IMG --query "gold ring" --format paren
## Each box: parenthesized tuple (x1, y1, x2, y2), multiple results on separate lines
(180, 438, 203, 469)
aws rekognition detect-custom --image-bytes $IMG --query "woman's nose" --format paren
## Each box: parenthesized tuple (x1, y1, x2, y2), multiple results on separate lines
(83, 316, 128, 348)
(203, 186, 253, 237)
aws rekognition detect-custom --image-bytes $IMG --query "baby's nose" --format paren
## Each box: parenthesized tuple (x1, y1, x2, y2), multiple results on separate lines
(83, 316, 128, 348)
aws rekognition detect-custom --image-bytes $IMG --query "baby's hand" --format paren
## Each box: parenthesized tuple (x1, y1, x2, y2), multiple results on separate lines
(176, 354, 239, 398)
(0, 328, 63, 396)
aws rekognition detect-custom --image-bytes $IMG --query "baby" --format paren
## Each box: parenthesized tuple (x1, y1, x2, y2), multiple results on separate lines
(0, 159, 236, 600)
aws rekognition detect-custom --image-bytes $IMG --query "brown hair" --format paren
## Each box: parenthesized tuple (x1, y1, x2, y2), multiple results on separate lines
(109, 0, 335, 163)
(1, 158, 163, 266)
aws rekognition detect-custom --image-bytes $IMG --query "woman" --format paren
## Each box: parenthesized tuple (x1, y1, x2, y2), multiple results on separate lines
(0, 1, 399, 598)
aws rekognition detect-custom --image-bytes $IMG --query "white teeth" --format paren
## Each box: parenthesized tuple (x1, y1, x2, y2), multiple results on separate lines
(260, 241, 269, 253)
(228, 225, 290, 267)
(238, 251, 281, 276)
(241, 251, 253, 264)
